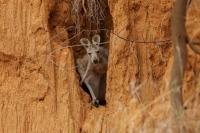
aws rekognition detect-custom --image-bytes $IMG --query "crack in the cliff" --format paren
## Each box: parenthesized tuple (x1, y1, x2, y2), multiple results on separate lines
(47, 0, 113, 107)
(68, 0, 113, 106)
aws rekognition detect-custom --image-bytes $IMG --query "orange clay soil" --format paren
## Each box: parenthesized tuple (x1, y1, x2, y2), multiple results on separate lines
(0, 0, 200, 133)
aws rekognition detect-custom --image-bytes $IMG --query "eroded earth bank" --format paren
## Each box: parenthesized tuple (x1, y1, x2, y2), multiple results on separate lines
(0, 0, 200, 133)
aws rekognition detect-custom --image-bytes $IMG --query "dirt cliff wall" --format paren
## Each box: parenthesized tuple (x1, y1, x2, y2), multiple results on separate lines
(0, 0, 200, 133)
(0, 0, 84, 132)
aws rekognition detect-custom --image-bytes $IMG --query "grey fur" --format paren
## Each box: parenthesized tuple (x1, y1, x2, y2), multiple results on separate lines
(76, 35, 108, 106)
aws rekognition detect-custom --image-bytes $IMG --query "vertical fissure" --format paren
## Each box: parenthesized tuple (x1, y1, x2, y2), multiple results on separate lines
(67, 0, 113, 106)
(48, 0, 113, 107)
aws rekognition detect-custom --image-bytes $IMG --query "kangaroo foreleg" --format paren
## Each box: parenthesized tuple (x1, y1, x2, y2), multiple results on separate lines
(84, 79, 99, 106)
(81, 58, 91, 84)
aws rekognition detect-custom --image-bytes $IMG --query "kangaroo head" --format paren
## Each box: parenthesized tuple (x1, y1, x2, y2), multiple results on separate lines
(80, 34, 101, 64)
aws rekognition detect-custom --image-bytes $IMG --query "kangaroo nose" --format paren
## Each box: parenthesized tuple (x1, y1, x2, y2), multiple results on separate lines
(93, 59, 98, 64)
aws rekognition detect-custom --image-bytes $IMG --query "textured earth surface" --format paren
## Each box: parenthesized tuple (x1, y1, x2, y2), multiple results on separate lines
(0, 0, 200, 133)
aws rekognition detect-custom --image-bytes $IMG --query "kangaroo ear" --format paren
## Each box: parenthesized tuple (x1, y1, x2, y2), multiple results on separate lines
(80, 38, 90, 47)
(92, 34, 100, 45)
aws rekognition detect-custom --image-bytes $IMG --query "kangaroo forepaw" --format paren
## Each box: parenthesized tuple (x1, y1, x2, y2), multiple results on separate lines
(92, 99, 100, 107)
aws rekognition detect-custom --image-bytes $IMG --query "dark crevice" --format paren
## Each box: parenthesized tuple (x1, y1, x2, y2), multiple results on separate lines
(70, 0, 112, 107)
(66, 0, 113, 58)
(48, 0, 113, 107)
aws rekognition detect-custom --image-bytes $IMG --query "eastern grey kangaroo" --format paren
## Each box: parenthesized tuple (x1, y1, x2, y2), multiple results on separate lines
(76, 34, 108, 107)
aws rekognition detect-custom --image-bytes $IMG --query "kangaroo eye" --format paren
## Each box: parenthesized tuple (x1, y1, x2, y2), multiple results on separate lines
(96, 51, 100, 53)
